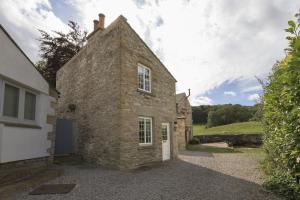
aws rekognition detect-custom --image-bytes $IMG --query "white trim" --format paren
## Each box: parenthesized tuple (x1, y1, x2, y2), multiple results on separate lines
(137, 63, 151, 93)
(0, 80, 3, 116)
(138, 116, 153, 145)
(0, 123, 3, 162)
(161, 122, 170, 161)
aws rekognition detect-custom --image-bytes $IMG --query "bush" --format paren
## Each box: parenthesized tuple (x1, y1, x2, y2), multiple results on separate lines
(262, 10, 300, 200)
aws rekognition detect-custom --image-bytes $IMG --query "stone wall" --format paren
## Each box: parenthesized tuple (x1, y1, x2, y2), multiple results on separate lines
(193, 134, 263, 146)
(175, 93, 193, 150)
(176, 118, 186, 151)
(57, 16, 177, 169)
(119, 17, 177, 169)
(57, 19, 122, 168)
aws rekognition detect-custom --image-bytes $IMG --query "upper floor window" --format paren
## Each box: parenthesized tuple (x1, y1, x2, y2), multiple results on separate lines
(138, 63, 151, 92)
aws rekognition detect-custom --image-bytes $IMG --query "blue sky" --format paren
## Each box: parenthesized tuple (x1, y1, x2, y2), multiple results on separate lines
(1, 0, 300, 106)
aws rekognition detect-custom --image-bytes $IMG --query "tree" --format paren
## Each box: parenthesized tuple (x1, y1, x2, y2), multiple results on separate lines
(36, 21, 87, 87)
(192, 105, 211, 124)
(206, 104, 255, 127)
(263, 10, 300, 199)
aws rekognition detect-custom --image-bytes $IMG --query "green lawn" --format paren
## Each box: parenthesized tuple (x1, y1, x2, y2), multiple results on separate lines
(187, 144, 265, 155)
(193, 121, 263, 136)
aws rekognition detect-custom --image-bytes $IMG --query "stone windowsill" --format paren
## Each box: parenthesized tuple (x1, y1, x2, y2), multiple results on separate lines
(137, 89, 155, 97)
(138, 144, 154, 150)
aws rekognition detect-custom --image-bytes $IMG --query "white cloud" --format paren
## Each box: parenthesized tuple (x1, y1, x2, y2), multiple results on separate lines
(248, 93, 260, 102)
(191, 96, 213, 106)
(242, 85, 263, 93)
(65, 0, 300, 104)
(1, 0, 300, 105)
(0, 0, 69, 61)
(224, 91, 236, 97)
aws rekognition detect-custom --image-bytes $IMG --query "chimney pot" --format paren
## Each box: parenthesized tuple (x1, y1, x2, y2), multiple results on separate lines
(93, 20, 99, 31)
(98, 13, 105, 29)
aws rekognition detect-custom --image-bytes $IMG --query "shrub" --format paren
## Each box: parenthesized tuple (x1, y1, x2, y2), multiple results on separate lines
(262, 10, 300, 200)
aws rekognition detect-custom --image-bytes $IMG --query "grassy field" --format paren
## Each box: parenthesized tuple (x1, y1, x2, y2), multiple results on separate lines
(193, 121, 263, 136)
(187, 144, 265, 155)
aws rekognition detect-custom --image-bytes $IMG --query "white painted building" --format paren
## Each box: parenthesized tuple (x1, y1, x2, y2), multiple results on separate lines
(0, 25, 55, 163)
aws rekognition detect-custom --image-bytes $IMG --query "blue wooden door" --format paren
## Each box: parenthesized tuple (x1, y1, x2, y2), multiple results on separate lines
(55, 119, 74, 155)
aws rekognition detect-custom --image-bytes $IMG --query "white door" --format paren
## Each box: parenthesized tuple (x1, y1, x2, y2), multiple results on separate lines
(162, 123, 170, 161)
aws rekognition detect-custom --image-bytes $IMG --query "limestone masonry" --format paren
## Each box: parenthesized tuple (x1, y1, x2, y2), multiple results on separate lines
(57, 14, 177, 169)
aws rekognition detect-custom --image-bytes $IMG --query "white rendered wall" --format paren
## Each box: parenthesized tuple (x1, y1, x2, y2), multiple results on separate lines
(0, 27, 54, 163)
(0, 94, 54, 163)
(0, 27, 48, 94)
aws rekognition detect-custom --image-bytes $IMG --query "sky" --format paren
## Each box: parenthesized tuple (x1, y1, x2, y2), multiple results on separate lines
(0, 0, 300, 106)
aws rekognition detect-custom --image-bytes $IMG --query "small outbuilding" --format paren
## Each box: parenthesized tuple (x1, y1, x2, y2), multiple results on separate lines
(57, 14, 177, 169)
(176, 92, 193, 151)
(0, 25, 56, 166)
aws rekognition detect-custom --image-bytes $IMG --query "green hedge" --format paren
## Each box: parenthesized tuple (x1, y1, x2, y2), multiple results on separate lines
(262, 11, 300, 200)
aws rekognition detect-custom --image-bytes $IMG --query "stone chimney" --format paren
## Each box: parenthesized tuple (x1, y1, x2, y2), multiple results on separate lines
(92, 13, 105, 31)
(98, 13, 105, 30)
(93, 20, 99, 31)
(87, 13, 105, 40)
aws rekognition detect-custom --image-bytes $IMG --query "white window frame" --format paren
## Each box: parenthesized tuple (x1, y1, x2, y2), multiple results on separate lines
(138, 63, 151, 93)
(0, 79, 38, 125)
(138, 116, 153, 145)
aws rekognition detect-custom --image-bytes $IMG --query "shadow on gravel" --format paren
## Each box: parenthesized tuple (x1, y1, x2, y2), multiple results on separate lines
(179, 150, 215, 158)
(16, 159, 281, 200)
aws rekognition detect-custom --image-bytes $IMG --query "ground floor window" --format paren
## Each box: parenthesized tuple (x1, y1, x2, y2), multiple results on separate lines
(139, 117, 152, 145)
(0, 80, 38, 123)
(3, 84, 19, 118)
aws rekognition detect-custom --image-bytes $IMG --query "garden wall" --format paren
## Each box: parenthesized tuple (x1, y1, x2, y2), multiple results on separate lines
(192, 134, 263, 146)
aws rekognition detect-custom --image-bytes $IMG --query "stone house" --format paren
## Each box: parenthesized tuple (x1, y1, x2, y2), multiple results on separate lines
(0, 25, 56, 166)
(57, 14, 177, 169)
(176, 92, 193, 150)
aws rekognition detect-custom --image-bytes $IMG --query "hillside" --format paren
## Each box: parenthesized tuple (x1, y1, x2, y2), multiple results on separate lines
(193, 121, 263, 136)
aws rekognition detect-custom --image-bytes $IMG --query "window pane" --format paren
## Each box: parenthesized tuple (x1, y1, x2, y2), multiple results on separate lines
(145, 119, 151, 143)
(24, 92, 36, 120)
(138, 65, 151, 92)
(139, 119, 145, 143)
(145, 78, 150, 91)
(162, 126, 167, 141)
(144, 68, 150, 91)
(3, 84, 19, 118)
(138, 66, 144, 90)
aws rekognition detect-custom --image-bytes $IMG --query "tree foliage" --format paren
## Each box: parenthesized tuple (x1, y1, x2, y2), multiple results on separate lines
(192, 105, 210, 124)
(207, 104, 255, 127)
(36, 21, 87, 87)
(263, 10, 300, 199)
(192, 104, 259, 127)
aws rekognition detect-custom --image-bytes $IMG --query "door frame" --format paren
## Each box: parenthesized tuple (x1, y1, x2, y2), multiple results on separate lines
(162, 122, 171, 161)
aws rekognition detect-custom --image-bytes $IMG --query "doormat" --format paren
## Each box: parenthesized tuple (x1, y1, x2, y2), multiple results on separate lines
(29, 184, 76, 195)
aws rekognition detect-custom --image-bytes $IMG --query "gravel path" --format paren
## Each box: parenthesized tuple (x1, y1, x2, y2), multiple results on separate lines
(15, 152, 280, 200)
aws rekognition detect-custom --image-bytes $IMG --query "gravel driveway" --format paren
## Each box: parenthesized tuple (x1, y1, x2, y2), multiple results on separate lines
(15, 151, 280, 200)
